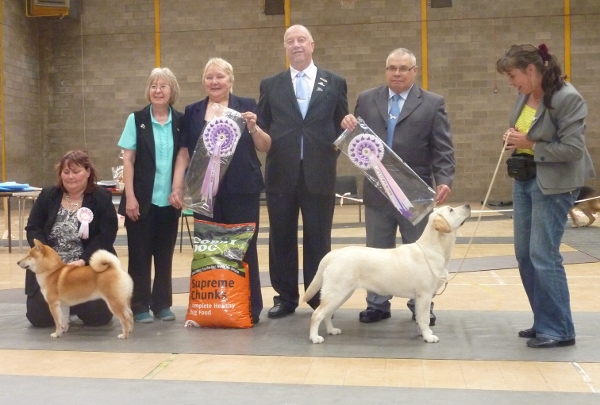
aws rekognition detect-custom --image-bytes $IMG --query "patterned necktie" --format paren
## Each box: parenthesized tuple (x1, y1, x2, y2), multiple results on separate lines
(296, 71, 309, 118)
(387, 94, 401, 147)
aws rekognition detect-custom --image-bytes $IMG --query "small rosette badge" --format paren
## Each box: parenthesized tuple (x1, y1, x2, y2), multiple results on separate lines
(76, 207, 94, 239)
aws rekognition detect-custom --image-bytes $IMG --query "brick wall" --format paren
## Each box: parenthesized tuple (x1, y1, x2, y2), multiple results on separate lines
(2, 0, 599, 202)
(1, 0, 43, 184)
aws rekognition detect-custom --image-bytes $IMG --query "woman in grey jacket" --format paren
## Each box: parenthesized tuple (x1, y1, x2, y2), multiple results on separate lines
(497, 43, 595, 349)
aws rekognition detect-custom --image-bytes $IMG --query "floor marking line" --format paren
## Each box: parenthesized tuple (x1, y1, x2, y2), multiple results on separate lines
(489, 271, 507, 285)
(571, 362, 600, 394)
(143, 353, 178, 380)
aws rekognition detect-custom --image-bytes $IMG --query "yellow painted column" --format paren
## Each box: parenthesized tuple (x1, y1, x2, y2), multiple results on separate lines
(564, 0, 571, 81)
(155, 0, 161, 67)
(421, 0, 428, 90)
(285, 0, 291, 68)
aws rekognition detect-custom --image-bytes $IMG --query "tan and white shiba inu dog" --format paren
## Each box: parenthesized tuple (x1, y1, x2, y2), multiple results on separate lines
(17, 239, 134, 339)
(304, 204, 471, 344)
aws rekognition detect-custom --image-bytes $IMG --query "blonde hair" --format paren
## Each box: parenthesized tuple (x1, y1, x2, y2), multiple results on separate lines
(203, 58, 234, 90)
(145, 67, 180, 105)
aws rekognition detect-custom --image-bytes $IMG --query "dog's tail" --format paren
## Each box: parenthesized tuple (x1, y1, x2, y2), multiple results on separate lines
(89, 250, 123, 273)
(303, 257, 327, 302)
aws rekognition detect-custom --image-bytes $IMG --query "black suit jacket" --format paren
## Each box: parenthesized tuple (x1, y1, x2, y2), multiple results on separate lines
(24, 186, 118, 295)
(180, 94, 265, 194)
(258, 67, 348, 195)
(118, 104, 183, 218)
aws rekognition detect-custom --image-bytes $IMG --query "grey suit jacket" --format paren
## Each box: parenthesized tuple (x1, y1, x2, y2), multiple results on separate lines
(258, 67, 348, 195)
(355, 85, 455, 207)
(509, 82, 595, 195)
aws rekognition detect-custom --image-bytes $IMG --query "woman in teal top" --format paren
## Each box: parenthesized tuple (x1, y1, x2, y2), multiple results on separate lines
(118, 67, 183, 323)
(497, 44, 595, 349)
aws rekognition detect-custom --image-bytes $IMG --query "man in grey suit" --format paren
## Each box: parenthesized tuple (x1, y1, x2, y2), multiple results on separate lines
(258, 25, 348, 319)
(341, 48, 455, 324)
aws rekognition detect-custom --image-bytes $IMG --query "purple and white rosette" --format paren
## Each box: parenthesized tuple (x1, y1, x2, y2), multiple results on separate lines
(76, 207, 93, 239)
(347, 133, 385, 169)
(202, 117, 240, 158)
(348, 134, 413, 218)
(200, 117, 242, 212)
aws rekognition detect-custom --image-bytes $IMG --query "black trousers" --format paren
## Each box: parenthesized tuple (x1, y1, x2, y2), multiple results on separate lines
(26, 286, 113, 328)
(125, 204, 179, 315)
(266, 169, 335, 310)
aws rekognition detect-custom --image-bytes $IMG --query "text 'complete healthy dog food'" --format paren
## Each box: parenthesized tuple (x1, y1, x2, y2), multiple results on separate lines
(184, 220, 255, 329)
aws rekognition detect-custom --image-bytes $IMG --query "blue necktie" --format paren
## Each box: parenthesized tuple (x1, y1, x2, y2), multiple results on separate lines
(387, 94, 401, 147)
(296, 72, 309, 118)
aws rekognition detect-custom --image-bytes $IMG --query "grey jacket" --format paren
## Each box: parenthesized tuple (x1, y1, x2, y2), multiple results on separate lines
(355, 85, 455, 207)
(510, 82, 595, 194)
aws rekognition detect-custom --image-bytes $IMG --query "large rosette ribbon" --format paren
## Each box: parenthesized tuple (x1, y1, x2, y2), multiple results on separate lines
(184, 105, 245, 217)
(334, 117, 435, 225)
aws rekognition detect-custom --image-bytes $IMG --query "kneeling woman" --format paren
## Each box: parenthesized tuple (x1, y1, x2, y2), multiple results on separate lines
(25, 150, 118, 327)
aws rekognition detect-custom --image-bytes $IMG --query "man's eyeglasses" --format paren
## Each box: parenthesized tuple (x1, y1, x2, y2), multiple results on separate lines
(386, 65, 416, 73)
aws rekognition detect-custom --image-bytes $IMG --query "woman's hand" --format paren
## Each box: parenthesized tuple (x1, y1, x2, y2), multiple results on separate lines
(68, 259, 85, 267)
(341, 114, 358, 131)
(241, 112, 259, 134)
(125, 195, 140, 221)
(503, 128, 535, 150)
(169, 188, 184, 209)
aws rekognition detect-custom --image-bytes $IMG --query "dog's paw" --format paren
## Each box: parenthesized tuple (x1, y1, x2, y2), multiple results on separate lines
(328, 328, 342, 336)
(117, 333, 128, 339)
(423, 334, 439, 343)
(310, 335, 325, 344)
(50, 332, 61, 338)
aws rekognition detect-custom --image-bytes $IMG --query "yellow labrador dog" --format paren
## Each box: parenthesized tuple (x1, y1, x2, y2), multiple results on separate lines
(304, 204, 471, 344)
(18, 239, 134, 339)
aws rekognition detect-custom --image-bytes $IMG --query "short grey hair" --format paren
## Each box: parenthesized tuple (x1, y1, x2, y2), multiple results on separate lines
(145, 67, 180, 105)
(386, 48, 417, 67)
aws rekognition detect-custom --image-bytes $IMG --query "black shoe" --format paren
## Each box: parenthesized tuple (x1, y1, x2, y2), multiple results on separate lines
(407, 301, 436, 326)
(526, 337, 575, 348)
(359, 307, 391, 323)
(267, 303, 295, 319)
(518, 328, 536, 338)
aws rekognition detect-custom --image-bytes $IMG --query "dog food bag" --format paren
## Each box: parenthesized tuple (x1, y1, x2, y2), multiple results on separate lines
(184, 220, 255, 329)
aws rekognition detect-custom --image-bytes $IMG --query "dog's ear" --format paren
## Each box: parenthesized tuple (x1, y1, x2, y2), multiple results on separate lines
(33, 239, 44, 251)
(433, 215, 451, 233)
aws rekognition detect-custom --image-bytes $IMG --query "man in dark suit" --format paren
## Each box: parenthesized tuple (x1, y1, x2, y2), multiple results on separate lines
(258, 24, 348, 319)
(341, 48, 455, 325)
